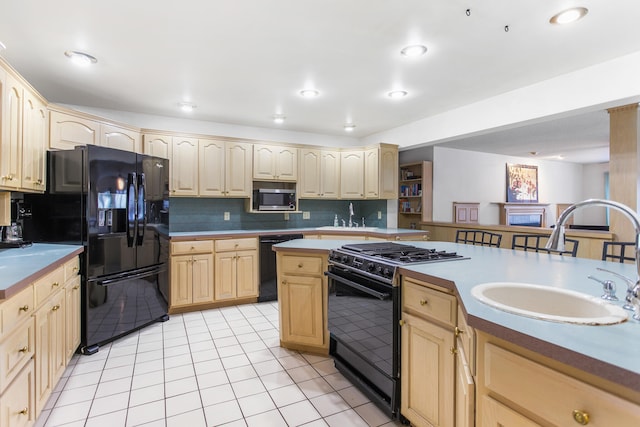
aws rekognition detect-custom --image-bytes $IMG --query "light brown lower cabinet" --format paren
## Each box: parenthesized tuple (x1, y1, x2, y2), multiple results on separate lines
(400, 276, 458, 427)
(0, 254, 80, 427)
(214, 238, 258, 301)
(170, 240, 215, 308)
(0, 359, 35, 427)
(277, 252, 328, 353)
(401, 311, 455, 427)
(34, 289, 65, 414)
(477, 332, 640, 426)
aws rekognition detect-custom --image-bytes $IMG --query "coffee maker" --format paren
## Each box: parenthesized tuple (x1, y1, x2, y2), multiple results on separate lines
(0, 198, 32, 248)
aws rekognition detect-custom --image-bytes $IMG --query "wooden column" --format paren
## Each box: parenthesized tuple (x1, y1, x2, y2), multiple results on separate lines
(608, 104, 639, 242)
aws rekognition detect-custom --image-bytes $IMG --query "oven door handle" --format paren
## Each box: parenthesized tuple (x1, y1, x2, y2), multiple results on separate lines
(324, 271, 391, 300)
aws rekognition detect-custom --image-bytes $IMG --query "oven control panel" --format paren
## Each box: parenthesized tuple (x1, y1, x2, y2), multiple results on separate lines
(328, 250, 396, 282)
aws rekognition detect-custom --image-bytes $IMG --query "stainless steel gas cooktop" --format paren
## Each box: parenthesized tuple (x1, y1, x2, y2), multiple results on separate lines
(327, 242, 468, 284)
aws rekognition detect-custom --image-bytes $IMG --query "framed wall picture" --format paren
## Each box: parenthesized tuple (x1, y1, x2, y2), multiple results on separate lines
(506, 164, 538, 203)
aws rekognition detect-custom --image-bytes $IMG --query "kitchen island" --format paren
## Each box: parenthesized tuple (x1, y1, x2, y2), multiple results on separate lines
(273, 239, 640, 426)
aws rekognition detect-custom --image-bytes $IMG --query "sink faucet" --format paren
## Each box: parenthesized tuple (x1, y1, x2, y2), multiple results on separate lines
(546, 198, 640, 320)
(348, 202, 354, 228)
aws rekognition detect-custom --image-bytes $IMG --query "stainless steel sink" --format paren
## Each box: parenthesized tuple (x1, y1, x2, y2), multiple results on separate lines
(471, 282, 628, 325)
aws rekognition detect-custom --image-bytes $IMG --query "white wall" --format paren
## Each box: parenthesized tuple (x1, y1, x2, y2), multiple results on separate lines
(578, 162, 610, 225)
(432, 147, 586, 226)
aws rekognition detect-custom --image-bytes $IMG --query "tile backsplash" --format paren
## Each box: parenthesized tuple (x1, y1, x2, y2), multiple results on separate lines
(169, 198, 387, 232)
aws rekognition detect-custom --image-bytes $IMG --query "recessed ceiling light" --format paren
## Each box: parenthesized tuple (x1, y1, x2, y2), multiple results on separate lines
(273, 114, 286, 124)
(179, 102, 196, 112)
(400, 45, 427, 57)
(388, 90, 408, 99)
(549, 7, 588, 24)
(64, 50, 97, 66)
(344, 123, 356, 132)
(299, 89, 320, 98)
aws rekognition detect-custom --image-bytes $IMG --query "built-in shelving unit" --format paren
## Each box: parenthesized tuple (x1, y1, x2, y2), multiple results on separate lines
(398, 161, 432, 228)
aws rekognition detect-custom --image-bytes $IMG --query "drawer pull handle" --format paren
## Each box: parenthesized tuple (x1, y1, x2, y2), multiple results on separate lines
(399, 319, 406, 326)
(419, 299, 428, 306)
(52, 305, 61, 311)
(18, 408, 28, 415)
(19, 305, 29, 312)
(454, 327, 464, 337)
(572, 409, 590, 425)
(73, 286, 80, 290)
(297, 263, 303, 268)
(18, 346, 28, 353)
(52, 282, 60, 288)
(190, 246, 195, 250)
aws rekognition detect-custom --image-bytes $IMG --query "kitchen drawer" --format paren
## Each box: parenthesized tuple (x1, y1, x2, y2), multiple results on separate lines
(171, 240, 214, 255)
(0, 286, 34, 339)
(0, 317, 34, 394)
(280, 255, 324, 276)
(483, 342, 640, 426)
(0, 359, 35, 427)
(33, 266, 64, 309)
(63, 257, 79, 283)
(402, 277, 456, 327)
(215, 238, 258, 252)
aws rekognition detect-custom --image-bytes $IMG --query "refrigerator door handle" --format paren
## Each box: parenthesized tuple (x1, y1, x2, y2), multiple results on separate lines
(136, 173, 146, 246)
(126, 172, 137, 248)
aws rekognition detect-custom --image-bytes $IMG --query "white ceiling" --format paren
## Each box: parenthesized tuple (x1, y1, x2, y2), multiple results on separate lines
(2, 1, 640, 163)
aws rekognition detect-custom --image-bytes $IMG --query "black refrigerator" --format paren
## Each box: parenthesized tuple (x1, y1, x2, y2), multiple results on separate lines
(24, 145, 170, 354)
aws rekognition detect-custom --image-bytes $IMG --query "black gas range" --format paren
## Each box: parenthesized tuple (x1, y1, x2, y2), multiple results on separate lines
(325, 242, 468, 419)
(328, 242, 467, 285)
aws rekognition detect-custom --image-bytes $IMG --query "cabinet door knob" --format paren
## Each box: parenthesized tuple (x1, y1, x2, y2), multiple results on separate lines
(18, 408, 28, 415)
(18, 346, 28, 353)
(572, 410, 590, 425)
(19, 305, 29, 312)
(454, 327, 464, 337)
(297, 263, 303, 268)
(52, 304, 60, 311)
(419, 299, 428, 306)
(398, 319, 406, 326)
(450, 347, 457, 355)
(52, 282, 60, 288)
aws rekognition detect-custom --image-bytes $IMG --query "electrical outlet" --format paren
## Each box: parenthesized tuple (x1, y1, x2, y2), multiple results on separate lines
(303, 211, 310, 220)
(378, 211, 382, 219)
(284, 212, 290, 221)
(224, 212, 230, 221)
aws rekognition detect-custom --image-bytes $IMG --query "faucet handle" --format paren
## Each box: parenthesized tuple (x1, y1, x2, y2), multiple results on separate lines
(596, 267, 635, 288)
(595, 268, 636, 310)
(587, 275, 618, 301)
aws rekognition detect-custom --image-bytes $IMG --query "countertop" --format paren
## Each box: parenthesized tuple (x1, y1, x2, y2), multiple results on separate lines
(272, 239, 640, 393)
(169, 226, 428, 240)
(0, 243, 84, 299)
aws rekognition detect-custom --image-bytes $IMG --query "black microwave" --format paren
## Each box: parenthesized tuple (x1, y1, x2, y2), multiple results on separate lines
(253, 189, 296, 211)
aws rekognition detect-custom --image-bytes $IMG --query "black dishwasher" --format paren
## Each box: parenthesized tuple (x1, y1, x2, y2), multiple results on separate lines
(259, 234, 304, 302)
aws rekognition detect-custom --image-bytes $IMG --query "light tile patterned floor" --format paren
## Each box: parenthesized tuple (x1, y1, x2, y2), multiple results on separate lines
(36, 302, 403, 427)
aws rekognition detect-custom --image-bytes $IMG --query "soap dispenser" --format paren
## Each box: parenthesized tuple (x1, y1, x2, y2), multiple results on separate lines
(334, 214, 339, 227)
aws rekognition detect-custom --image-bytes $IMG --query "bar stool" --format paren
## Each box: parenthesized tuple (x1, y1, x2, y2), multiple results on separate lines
(455, 230, 502, 248)
(511, 234, 579, 257)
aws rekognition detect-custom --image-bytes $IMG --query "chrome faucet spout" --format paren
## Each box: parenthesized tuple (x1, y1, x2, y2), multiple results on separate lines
(348, 202, 354, 228)
(547, 199, 640, 320)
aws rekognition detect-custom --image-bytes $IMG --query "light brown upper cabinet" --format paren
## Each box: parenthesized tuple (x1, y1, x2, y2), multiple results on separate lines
(253, 144, 298, 181)
(49, 110, 100, 150)
(298, 148, 340, 199)
(100, 123, 141, 153)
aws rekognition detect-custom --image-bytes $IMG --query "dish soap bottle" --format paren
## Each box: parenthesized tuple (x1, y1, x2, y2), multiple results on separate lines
(334, 214, 339, 227)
